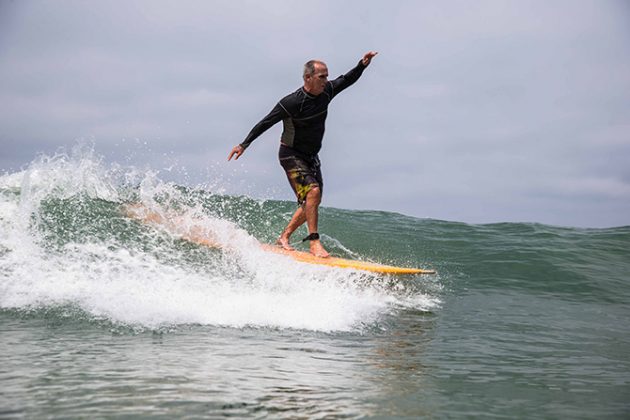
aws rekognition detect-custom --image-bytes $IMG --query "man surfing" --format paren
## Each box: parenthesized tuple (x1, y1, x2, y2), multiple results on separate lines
(228, 51, 378, 257)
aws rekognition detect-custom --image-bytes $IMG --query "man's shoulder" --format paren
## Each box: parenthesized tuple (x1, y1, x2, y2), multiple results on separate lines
(278, 87, 304, 113)
(324, 82, 333, 99)
(279, 87, 304, 102)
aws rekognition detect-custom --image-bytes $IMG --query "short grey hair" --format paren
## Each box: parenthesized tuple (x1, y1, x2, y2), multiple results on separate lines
(303, 60, 324, 79)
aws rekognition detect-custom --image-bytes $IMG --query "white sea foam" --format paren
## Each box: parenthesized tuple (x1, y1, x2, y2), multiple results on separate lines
(0, 148, 439, 332)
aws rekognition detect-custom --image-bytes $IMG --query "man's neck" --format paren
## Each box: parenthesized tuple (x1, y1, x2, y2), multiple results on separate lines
(302, 85, 317, 96)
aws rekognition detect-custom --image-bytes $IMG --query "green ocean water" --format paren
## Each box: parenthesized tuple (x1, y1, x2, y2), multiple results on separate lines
(1, 153, 629, 418)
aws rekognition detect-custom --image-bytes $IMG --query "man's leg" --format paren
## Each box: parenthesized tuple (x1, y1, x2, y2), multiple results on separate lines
(277, 206, 306, 250)
(277, 187, 329, 258)
(303, 187, 329, 258)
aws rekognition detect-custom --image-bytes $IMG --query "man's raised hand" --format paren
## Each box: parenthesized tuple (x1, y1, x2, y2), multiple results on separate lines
(362, 51, 378, 66)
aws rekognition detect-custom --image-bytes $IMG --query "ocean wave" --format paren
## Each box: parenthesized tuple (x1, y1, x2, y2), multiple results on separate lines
(0, 148, 440, 332)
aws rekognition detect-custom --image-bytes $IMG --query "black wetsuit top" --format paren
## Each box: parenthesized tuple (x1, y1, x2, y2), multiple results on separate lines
(240, 60, 368, 156)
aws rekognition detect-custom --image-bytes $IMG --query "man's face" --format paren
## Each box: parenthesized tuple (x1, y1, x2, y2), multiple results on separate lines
(304, 63, 328, 96)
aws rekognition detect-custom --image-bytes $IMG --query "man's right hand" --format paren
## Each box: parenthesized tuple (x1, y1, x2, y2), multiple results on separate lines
(228, 144, 245, 161)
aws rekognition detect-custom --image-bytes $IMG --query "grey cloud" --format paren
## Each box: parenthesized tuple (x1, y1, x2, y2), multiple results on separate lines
(1, 0, 629, 227)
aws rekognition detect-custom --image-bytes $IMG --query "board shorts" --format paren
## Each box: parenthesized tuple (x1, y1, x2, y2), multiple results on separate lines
(279, 144, 323, 206)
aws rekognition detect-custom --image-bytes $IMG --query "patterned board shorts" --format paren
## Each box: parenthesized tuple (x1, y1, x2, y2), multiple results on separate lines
(278, 145, 323, 206)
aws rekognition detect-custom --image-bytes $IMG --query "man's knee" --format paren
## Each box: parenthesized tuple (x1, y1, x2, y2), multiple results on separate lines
(306, 186, 322, 205)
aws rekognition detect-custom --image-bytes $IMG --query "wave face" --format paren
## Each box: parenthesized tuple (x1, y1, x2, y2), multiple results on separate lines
(0, 148, 441, 332)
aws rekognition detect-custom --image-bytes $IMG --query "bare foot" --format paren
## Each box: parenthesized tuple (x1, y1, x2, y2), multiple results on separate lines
(310, 240, 330, 258)
(276, 235, 295, 251)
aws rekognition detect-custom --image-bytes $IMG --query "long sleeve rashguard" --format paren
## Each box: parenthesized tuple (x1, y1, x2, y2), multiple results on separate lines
(240, 60, 367, 156)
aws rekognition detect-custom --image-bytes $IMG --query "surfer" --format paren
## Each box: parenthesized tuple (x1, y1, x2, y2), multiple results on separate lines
(228, 51, 378, 257)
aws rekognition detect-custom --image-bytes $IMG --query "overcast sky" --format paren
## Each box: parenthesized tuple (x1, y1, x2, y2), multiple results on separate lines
(1, 0, 629, 227)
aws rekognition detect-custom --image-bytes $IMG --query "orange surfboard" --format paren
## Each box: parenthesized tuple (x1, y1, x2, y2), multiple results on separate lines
(123, 204, 435, 275)
(260, 244, 435, 275)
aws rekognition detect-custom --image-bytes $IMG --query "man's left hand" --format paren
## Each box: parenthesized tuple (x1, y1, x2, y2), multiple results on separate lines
(362, 51, 378, 66)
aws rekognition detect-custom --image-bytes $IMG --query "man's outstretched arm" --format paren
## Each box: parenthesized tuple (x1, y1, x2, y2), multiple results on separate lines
(228, 102, 288, 161)
(330, 51, 378, 97)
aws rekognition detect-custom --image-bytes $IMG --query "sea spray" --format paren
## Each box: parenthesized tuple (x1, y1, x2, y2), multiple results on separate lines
(0, 148, 440, 332)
